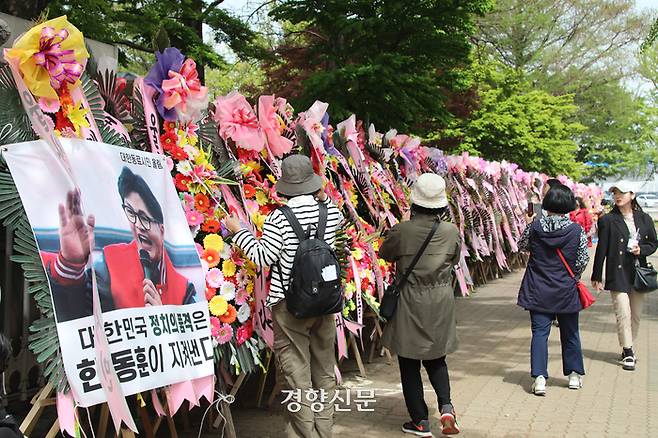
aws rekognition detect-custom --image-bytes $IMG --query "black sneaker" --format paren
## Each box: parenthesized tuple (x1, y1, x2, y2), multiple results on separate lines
(440, 408, 461, 435)
(402, 419, 433, 437)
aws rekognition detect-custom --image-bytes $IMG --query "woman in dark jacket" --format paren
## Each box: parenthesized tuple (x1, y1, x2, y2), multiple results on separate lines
(591, 184, 658, 371)
(380, 173, 461, 437)
(518, 184, 589, 396)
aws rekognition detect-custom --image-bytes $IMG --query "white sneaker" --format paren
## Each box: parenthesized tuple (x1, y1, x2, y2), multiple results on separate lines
(621, 355, 636, 371)
(568, 372, 582, 390)
(532, 376, 546, 396)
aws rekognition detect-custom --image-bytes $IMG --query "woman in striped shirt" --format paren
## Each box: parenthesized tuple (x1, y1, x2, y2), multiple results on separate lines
(226, 155, 343, 438)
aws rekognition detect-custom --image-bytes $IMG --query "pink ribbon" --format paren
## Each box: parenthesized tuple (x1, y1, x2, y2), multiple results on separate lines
(33, 27, 83, 90)
(162, 59, 206, 112)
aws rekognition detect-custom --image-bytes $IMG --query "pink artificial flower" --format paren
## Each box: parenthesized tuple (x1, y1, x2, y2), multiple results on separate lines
(214, 92, 265, 151)
(337, 114, 364, 167)
(165, 156, 174, 171)
(195, 243, 205, 257)
(235, 287, 249, 305)
(216, 323, 234, 345)
(235, 269, 248, 286)
(183, 193, 195, 210)
(210, 316, 221, 337)
(161, 58, 209, 122)
(186, 209, 204, 227)
(39, 97, 60, 113)
(258, 95, 293, 157)
(299, 100, 329, 152)
(206, 268, 224, 288)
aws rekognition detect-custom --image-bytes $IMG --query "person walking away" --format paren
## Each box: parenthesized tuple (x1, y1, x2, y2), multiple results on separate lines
(591, 183, 657, 371)
(0, 334, 23, 438)
(380, 173, 461, 437)
(225, 155, 343, 438)
(570, 197, 593, 247)
(518, 184, 589, 395)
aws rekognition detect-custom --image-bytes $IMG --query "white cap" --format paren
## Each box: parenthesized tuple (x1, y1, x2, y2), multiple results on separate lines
(608, 182, 634, 194)
(410, 173, 448, 209)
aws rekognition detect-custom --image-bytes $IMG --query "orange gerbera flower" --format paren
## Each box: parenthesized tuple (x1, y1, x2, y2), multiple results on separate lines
(202, 219, 221, 233)
(163, 121, 177, 132)
(194, 193, 211, 212)
(219, 304, 237, 324)
(201, 249, 220, 268)
(243, 184, 256, 198)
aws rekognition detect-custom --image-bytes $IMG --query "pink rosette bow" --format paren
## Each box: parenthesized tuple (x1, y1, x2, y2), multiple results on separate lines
(258, 95, 293, 157)
(32, 27, 83, 91)
(214, 92, 265, 151)
(161, 58, 209, 122)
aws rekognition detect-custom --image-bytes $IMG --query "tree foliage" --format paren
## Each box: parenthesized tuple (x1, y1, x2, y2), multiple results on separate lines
(441, 61, 585, 178)
(1, 0, 268, 72)
(264, 0, 493, 134)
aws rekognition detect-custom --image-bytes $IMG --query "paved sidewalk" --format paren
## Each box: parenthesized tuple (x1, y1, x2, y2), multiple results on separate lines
(231, 258, 658, 437)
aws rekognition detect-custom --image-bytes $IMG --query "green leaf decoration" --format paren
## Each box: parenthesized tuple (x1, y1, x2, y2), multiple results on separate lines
(92, 69, 132, 123)
(0, 64, 37, 146)
(0, 156, 68, 392)
(130, 84, 150, 151)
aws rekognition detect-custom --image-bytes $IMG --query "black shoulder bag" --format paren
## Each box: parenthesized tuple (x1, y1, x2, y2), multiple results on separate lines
(633, 257, 658, 292)
(379, 220, 439, 321)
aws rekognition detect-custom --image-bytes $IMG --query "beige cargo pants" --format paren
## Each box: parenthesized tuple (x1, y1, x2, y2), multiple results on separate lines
(272, 302, 337, 438)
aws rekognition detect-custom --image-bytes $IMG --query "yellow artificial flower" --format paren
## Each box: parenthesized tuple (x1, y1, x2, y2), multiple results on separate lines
(194, 149, 209, 166)
(66, 102, 90, 135)
(5, 16, 89, 99)
(245, 160, 262, 173)
(203, 234, 224, 252)
(251, 212, 266, 230)
(246, 282, 254, 294)
(372, 240, 380, 251)
(344, 282, 357, 294)
(350, 193, 358, 207)
(209, 295, 228, 317)
(255, 190, 269, 206)
(378, 258, 387, 267)
(267, 174, 276, 184)
(222, 259, 237, 277)
(351, 248, 364, 261)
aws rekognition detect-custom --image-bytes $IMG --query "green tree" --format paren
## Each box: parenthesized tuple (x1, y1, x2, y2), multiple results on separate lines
(1, 0, 268, 74)
(264, 0, 493, 134)
(446, 61, 585, 177)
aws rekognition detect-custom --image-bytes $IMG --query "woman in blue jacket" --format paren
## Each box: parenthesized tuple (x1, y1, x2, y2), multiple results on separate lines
(518, 184, 590, 396)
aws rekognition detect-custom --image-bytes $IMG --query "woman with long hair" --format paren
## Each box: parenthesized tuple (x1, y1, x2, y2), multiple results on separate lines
(591, 184, 658, 371)
(518, 184, 589, 395)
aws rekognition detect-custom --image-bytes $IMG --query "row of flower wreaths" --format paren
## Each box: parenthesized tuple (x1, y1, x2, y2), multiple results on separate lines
(0, 16, 602, 382)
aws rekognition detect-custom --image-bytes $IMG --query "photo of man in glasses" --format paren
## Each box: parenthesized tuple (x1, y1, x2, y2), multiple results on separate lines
(40, 166, 197, 322)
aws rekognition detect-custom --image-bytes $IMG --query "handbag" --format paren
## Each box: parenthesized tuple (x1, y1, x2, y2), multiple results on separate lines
(556, 249, 595, 310)
(379, 219, 439, 321)
(633, 258, 658, 292)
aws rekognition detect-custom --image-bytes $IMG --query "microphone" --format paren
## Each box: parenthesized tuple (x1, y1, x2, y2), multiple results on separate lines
(139, 249, 153, 283)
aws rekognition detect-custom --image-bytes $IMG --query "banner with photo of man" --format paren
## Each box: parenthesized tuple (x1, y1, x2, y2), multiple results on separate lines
(3, 138, 213, 407)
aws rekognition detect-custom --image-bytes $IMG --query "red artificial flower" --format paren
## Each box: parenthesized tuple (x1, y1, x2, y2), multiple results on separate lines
(174, 174, 192, 191)
(160, 131, 178, 152)
(236, 321, 253, 346)
(243, 184, 256, 198)
(205, 286, 217, 301)
(171, 146, 189, 161)
(201, 249, 220, 268)
(163, 121, 177, 132)
(219, 304, 237, 324)
(55, 110, 74, 132)
(202, 219, 221, 233)
(194, 193, 211, 212)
